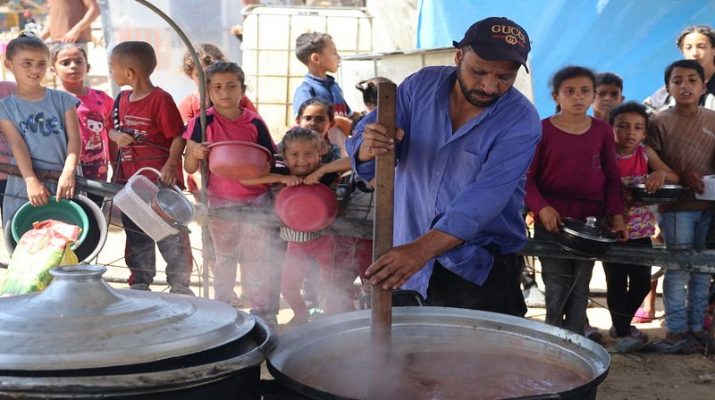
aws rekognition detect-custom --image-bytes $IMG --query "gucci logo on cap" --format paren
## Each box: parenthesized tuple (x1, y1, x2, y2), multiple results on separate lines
(505, 35, 517, 45)
(490, 24, 525, 43)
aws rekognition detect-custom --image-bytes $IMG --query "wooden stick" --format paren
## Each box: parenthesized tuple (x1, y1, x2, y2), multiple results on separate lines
(369, 82, 397, 399)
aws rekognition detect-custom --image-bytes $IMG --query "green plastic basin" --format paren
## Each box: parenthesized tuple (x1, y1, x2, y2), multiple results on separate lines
(11, 199, 89, 249)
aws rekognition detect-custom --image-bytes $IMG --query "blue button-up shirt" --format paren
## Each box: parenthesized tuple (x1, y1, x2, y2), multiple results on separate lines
(292, 73, 352, 117)
(346, 66, 541, 298)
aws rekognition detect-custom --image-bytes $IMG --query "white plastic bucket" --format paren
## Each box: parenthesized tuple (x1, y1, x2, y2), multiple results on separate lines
(113, 168, 178, 241)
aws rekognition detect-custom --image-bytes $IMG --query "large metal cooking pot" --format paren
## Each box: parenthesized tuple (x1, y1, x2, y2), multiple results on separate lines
(0, 265, 275, 399)
(268, 307, 609, 400)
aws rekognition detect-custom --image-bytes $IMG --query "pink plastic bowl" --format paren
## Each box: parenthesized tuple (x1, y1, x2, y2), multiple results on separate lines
(274, 184, 338, 232)
(207, 141, 272, 180)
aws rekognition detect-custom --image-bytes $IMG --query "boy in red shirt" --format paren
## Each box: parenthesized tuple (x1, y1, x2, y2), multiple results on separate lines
(108, 41, 193, 295)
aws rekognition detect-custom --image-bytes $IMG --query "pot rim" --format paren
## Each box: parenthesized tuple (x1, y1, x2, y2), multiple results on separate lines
(153, 189, 194, 225)
(268, 307, 610, 400)
(0, 318, 276, 398)
(560, 217, 617, 243)
(561, 225, 617, 243)
(631, 183, 685, 190)
(207, 140, 272, 158)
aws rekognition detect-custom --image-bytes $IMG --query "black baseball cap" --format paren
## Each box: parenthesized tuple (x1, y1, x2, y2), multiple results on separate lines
(453, 17, 531, 73)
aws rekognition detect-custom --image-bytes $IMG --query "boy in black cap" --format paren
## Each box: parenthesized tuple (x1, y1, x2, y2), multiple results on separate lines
(345, 17, 541, 316)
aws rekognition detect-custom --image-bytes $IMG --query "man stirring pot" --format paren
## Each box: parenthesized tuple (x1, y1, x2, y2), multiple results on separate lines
(346, 17, 541, 316)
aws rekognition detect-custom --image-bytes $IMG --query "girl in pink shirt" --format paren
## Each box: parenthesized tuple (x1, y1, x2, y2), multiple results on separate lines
(50, 45, 113, 179)
(184, 61, 278, 321)
(603, 102, 678, 350)
(51, 43, 114, 206)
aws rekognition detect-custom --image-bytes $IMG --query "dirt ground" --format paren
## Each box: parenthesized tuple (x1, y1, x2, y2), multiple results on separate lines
(569, 301, 715, 400)
(524, 270, 715, 400)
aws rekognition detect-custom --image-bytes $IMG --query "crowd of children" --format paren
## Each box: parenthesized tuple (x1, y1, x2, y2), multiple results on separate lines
(0, 24, 714, 348)
(526, 57, 715, 354)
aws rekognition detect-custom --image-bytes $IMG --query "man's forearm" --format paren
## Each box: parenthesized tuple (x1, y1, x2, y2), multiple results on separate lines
(413, 229, 464, 261)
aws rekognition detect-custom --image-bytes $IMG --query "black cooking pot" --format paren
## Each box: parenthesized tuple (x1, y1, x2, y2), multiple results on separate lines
(630, 183, 686, 204)
(558, 216, 617, 257)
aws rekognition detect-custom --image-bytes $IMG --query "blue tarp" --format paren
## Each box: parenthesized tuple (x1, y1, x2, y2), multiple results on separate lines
(416, 0, 715, 117)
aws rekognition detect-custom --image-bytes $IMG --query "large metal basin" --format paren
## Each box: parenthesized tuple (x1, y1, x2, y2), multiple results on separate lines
(268, 307, 609, 400)
(0, 265, 276, 399)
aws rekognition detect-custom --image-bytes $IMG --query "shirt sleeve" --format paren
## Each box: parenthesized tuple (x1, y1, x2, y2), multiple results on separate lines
(157, 93, 186, 140)
(97, 90, 114, 130)
(644, 116, 663, 153)
(0, 98, 11, 120)
(345, 74, 415, 181)
(292, 83, 311, 116)
(59, 90, 79, 110)
(433, 110, 542, 245)
(251, 117, 277, 153)
(524, 135, 549, 215)
(177, 93, 196, 124)
(185, 114, 214, 142)
(345, 110, 376, 180)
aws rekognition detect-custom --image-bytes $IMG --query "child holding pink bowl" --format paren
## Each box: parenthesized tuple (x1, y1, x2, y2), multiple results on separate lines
(183, 61, 279, 324)
(241, 127, 351, 326)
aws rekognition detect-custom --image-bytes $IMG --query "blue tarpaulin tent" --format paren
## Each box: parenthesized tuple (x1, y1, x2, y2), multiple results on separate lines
(416, 0, 715, 116)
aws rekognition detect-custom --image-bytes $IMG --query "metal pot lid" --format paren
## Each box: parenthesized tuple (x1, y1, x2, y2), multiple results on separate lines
(561, 216, 617, 243)
(0, 265, 255, 371)
(631, 183, 685, 190)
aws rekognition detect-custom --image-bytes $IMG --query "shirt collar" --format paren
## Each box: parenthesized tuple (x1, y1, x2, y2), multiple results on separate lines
(305, 73, 336, 86)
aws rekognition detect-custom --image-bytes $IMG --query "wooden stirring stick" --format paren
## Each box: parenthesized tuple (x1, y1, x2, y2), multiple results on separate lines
(369, 82, 397, 400)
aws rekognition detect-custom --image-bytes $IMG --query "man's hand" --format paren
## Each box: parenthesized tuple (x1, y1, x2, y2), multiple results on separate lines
(681, 171, 704, 194)
(25, 177, 50, 206)
(357, 123, 404, 162)
(160, 160, 178, 186)
(365, 241, 433, 290)
(365, 229, 463, 290)
(538, 206, 562, 233)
